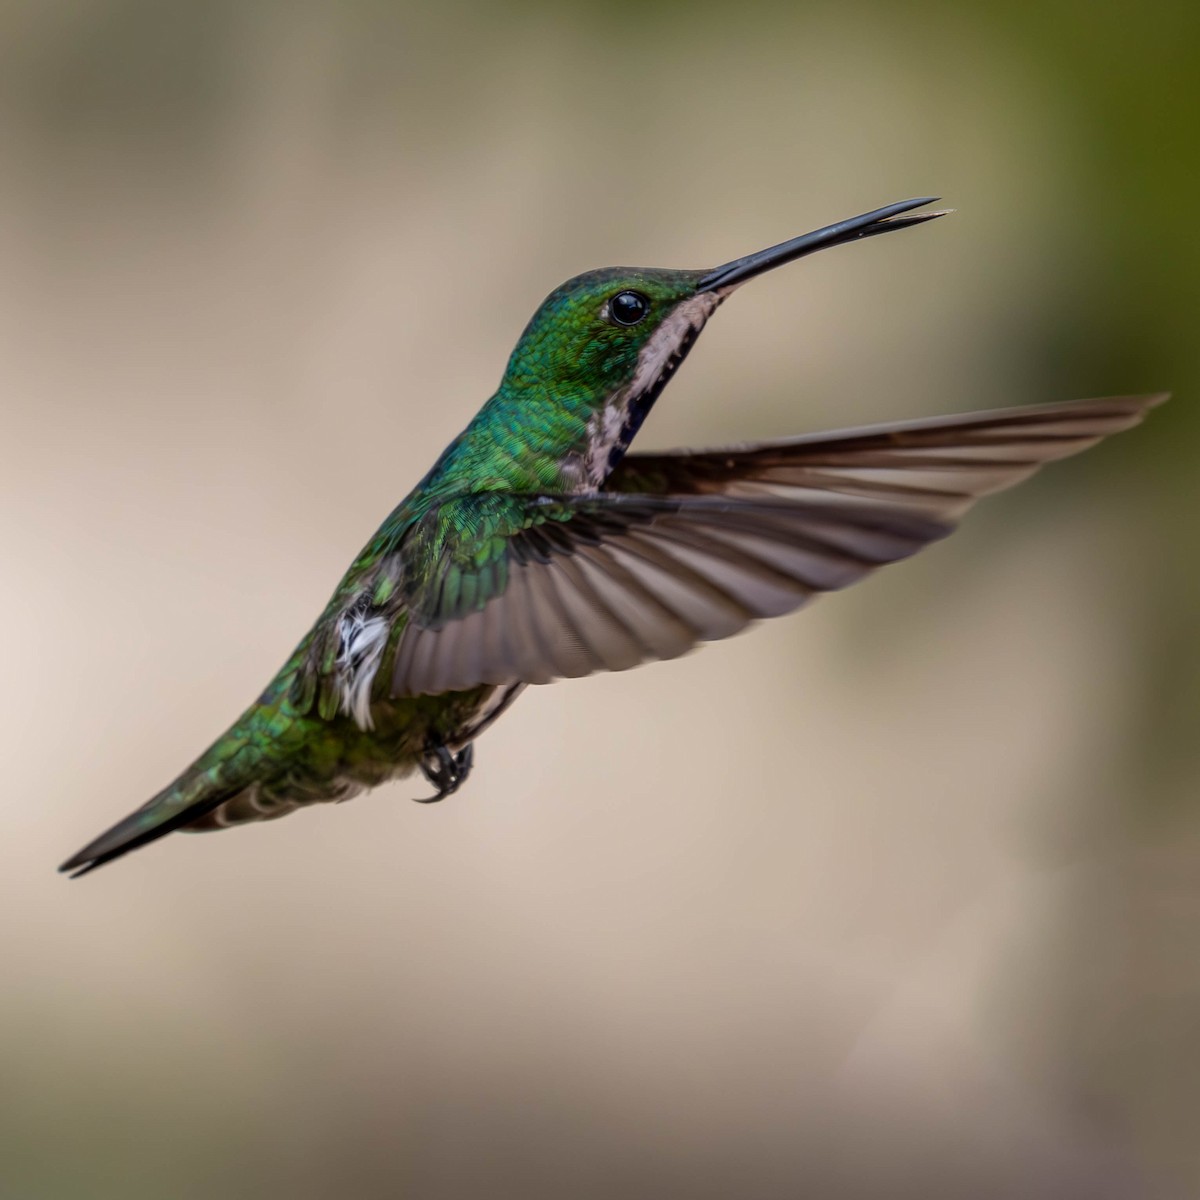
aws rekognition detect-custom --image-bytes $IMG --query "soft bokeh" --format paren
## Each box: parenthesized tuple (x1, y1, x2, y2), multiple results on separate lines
(3, 3, 1198, 1197)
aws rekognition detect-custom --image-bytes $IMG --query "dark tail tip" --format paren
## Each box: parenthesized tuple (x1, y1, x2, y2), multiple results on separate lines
(59, 787, 235, 878)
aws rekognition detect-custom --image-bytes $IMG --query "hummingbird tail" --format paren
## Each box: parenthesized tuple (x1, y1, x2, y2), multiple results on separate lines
(58, 764, 251, 879)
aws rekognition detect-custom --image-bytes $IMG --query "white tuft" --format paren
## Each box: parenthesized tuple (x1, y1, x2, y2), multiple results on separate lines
(336, 608, 390, 730)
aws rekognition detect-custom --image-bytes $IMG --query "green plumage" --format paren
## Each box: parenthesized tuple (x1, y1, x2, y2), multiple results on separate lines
(60, 199, 1164, 876)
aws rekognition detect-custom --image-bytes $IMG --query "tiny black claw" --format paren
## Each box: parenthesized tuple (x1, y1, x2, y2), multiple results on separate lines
(456, 742, 474, 777)
(414, 742, 474, 803)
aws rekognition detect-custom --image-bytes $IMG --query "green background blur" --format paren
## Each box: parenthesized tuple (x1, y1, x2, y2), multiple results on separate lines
(3, 2, 1198, 1197)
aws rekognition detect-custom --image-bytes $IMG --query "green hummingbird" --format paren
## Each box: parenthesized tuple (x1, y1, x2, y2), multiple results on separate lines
(60, 198, 1164, 877)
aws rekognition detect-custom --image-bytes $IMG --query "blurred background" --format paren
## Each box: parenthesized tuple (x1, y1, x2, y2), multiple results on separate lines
(3, 2, 1198, 1197)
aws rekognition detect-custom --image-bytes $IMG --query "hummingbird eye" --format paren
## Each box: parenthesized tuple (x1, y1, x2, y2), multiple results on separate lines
(608, 290, 649, 327)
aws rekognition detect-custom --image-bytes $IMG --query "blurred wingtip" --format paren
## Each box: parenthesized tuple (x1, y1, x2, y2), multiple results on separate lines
(1089, 392, 1171, 423)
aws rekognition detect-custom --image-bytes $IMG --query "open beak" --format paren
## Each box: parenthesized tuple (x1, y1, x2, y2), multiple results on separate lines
(696, 197, 951, 293)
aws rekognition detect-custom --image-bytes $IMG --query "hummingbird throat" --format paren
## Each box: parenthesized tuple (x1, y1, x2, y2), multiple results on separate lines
(583, 291, 722, 486)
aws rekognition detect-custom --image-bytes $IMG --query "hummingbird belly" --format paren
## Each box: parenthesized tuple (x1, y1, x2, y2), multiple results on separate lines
(180, 681, 522, 831)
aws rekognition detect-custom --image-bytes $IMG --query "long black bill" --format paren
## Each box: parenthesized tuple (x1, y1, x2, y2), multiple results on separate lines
(697, 197, 950, 293)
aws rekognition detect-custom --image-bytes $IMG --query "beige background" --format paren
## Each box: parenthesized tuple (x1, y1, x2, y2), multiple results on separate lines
(3, 3, 1198, 1197)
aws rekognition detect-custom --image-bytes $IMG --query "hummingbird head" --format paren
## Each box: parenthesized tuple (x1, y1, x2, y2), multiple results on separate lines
(501, 197, 949, 485)
(504, 265, 715, 402)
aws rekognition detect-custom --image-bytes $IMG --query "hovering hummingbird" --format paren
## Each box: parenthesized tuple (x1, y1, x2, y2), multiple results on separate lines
(61, 198, 1164, 877)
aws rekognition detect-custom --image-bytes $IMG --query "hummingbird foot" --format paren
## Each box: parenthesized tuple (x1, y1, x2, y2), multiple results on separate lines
(414, 742, 474, 803)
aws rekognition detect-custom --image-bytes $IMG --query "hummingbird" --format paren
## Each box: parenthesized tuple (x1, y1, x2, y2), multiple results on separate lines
(60, 198, 1164, 877)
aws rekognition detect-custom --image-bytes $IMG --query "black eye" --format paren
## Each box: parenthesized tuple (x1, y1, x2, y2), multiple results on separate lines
(609, 290, 649, 326)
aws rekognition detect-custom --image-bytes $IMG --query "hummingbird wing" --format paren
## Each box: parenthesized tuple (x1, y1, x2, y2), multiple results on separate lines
(389, 395, 1162, 698)
(604, 394, 1166, 518)
(391, 490, 952, 697)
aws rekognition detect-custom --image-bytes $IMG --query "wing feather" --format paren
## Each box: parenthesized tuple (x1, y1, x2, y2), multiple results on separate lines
(606, 395, 1167, 517)
(573, 546, 698, 660)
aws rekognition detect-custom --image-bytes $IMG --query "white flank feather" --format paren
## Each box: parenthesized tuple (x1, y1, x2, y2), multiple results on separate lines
(336, 608, 390, 730)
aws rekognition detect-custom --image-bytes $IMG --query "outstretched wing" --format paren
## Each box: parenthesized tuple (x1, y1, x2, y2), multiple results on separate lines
(604, 393, 1166, 516)
(605, 394, 1166, 516)
(390, 395, 1163, 698)
(391, 491, 952, 697)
